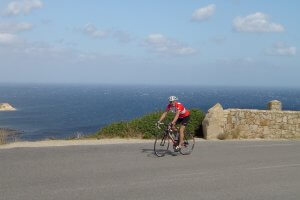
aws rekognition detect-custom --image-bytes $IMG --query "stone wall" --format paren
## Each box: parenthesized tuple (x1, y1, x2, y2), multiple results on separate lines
(202, 100, 300, 139)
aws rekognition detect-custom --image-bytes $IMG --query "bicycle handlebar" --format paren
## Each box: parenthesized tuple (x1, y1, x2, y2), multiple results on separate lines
(156, 122, 165, 129)
(156, 122, 174, 131)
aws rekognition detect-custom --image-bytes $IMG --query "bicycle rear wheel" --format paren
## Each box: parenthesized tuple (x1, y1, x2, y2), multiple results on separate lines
(180, 132, 195, 155)
(154, 131, 170, 157)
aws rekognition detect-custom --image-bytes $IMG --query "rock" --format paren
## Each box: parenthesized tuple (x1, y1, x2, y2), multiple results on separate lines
(202, 103, 225, 139)
(268, 100, 282, 111)
(0, 103, 16, 111)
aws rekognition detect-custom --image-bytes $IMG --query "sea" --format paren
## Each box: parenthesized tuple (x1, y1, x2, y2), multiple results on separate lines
(0, 83, 300, 141)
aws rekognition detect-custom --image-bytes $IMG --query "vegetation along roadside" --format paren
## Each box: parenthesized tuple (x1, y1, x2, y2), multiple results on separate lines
(88, 109, 205, 139)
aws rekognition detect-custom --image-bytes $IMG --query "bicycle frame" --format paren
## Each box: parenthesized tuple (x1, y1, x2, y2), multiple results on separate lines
(155, 122, 195, 156)
(157, 123, 179, 147)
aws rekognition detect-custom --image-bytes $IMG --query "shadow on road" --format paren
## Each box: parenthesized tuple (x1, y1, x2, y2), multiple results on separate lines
(141, 148, 179, 157)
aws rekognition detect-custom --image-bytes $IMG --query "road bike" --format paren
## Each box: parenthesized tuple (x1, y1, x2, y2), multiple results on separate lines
(154, 122, 195, 157)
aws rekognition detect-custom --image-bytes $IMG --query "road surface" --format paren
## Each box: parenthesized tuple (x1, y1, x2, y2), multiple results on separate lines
(1, 140, 300, 200)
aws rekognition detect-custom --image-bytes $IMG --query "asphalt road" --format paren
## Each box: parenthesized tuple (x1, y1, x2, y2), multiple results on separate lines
(1, 140, 300, 200)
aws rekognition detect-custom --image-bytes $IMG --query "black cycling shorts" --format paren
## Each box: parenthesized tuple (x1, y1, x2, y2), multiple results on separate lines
(176, 116, 190, 126)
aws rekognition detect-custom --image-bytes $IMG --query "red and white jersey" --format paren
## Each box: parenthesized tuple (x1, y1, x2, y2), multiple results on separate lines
(166, 102, 190, 118)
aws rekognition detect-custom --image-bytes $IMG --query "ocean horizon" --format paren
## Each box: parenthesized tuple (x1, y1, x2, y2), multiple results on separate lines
(1, 83, 300, 141)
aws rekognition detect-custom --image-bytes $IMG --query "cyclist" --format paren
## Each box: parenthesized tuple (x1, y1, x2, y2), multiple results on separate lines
(157, 96, 190, 151)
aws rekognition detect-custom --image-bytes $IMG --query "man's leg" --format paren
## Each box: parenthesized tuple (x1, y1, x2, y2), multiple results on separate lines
(179, 125, 185, 147)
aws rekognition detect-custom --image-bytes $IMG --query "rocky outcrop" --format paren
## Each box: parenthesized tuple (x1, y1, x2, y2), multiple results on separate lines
(0, 103, 16, 111)
(203, 100, 300, 139)
(202, 103, 225, 139)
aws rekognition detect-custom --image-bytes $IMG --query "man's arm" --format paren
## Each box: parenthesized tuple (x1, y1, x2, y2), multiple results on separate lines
(171, 110, 180, 125)
(158, 111, 168, 123)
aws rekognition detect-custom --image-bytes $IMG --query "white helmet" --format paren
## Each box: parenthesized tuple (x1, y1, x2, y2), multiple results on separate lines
(168, 96, 178, 102)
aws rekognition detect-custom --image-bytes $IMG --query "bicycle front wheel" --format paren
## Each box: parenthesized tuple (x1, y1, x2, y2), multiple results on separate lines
(154, 131, 170, 157)
(180, 132, 195, 155)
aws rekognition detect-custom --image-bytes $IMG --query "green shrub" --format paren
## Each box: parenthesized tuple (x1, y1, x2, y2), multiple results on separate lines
(186, 109, 206, 137)
(89, 108, 205, 139)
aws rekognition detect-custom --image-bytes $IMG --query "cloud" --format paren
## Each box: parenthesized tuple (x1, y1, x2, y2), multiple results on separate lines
(233, 12, 284, 33)
(80, 23, 133, 44)
(3, 0, 43, 16)
(0, 33, 18, 44)
(0, 22, 33, 45)
(0, 39, 85, 67)
(143, 34, 196, 56)
(112, 30, 133, 43)
(0, 35, 104, 64)
(210, 36, 226, 45)
(82, 23, 109, 39)
(191, 4, 216, 22)
(216, 57, 255, 66)
(0, 22, 33, 33)
(266, 42, 296, 56)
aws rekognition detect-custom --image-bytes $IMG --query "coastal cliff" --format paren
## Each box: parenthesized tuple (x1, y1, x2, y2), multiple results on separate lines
(0, 103, 16, 111)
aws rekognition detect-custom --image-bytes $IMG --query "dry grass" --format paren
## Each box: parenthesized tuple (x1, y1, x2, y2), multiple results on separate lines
(0, 128, 19, 145)
(0, 129, 8, 145)
(217, 132, 230, 140)
(231, 127, 242, 139)
(217, 127, 248, 140)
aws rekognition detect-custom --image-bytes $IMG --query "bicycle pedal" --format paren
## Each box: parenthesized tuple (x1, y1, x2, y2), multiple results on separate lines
(174, 146, 181, 152)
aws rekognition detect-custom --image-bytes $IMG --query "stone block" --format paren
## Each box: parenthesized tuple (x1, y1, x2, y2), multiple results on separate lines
(283, 116, 287, 123)
(268, 100, 282, 110)
(202, 103, 225, 139)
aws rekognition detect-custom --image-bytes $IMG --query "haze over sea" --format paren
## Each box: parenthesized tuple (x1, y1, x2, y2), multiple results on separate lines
(0, 83, 299, 141)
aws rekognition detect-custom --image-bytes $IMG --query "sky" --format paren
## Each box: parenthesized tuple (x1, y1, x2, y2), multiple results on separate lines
(0, 0, 299, 87)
